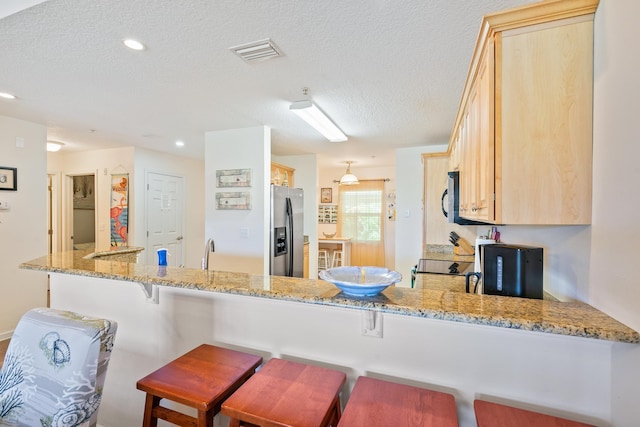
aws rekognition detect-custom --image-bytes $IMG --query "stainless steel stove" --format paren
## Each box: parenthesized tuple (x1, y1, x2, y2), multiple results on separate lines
(415, 259, 474, 276)
(410, 258, 474, 287)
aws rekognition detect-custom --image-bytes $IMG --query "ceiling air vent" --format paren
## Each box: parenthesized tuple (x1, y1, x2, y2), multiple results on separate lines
(230, 38, 283, 63)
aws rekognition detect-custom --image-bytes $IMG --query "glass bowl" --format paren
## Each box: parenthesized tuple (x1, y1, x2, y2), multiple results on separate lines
(319, 266, 402, 297)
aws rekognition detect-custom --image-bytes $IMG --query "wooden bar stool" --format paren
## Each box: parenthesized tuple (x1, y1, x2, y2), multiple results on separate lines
(318, 249, 330, 271)
(331, 250, 343, 268)
(474, 400, 596, 427)
(337, 376, 459, 427)
(222, 358, 346, 427)
(136, 344, 262, 427)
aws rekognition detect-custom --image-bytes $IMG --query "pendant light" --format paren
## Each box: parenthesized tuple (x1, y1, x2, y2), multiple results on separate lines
(340, 161, 359, 185)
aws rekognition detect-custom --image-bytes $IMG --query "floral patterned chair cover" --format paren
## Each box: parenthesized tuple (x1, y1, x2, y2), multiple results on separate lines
(0, 307, 117, 427)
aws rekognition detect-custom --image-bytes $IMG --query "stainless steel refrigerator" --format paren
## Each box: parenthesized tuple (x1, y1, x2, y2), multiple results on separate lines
(270, 185, 304, 277)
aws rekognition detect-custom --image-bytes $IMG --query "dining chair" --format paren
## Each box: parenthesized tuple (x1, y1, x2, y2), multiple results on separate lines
(0, 307, 117, 427)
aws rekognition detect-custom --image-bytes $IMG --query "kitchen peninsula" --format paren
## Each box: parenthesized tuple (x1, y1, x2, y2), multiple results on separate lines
(20, 252, 638, 427)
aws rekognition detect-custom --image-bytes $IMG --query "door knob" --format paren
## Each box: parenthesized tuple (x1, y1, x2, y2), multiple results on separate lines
(176, 236, 183, 241)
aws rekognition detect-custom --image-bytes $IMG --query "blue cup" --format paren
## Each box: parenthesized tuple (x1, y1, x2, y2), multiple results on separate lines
(157, 248, 168, 266)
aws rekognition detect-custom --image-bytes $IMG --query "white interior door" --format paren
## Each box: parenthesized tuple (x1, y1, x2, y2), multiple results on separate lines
(146, 172, 184, 266)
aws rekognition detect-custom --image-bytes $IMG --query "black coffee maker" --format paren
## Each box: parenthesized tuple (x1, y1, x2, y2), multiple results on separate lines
(482, 244, 543, 299)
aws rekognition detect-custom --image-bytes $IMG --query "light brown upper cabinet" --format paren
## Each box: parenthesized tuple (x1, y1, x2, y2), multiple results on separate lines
(271, 162, 294, 188)
(448, 0, 598, 225)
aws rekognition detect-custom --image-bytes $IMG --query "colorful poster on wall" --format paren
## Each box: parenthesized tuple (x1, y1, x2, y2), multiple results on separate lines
(110, 174, 129, 246)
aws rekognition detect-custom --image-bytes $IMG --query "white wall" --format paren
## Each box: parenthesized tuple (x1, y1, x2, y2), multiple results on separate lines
(590, 0, 640, 338)
(134, 148, 204, 268)
(205, 127, 270, 275)
(46, 146, 204, 268)
(272, 154, 319, 277)
(49, 147, 135, 251)
(591, 1, 640, 424)
(0, 115, 48, 337)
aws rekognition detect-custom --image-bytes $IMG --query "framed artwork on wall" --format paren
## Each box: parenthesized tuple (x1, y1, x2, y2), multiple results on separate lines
(321, 188, 332, 203)
(0, 166, 17, 191)
(216, 168, 252, 188)
(216, 192, 251, 210)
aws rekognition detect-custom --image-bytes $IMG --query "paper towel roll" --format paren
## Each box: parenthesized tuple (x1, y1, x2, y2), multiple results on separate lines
(474, 238, 496, 273)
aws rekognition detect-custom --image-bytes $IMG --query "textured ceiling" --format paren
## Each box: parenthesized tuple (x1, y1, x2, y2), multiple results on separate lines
(0, 0, 533, 168)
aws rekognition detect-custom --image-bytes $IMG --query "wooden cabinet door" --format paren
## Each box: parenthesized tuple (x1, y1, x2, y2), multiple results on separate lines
(458, 39, 494, 222)
(499, 19, 592, 224)
(473, 38, 495, 222)
(271, 162, 295, 188)
(458, 110, 472, 218)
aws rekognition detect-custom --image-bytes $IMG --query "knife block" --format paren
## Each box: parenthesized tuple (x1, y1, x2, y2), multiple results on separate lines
(454, 238, 475, 255)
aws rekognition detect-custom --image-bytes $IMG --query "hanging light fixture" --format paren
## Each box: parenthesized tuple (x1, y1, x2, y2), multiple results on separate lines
(340, 161, 359, 185)
(289, 88, 347, 142)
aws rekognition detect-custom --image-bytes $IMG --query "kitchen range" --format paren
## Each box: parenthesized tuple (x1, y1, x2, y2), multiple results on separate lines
(414, 243, 544, 299)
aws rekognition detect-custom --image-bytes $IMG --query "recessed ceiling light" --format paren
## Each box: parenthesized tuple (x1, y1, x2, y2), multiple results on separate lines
(0, 92, 16, 99)
(175, 140, 185, 147)
(46, 141, 64, 152)
(123, 39, 146, 51)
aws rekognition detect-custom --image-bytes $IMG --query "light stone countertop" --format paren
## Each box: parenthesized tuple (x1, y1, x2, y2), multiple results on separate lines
(19, 250, 640, 344)
(82, 246, 144, 259)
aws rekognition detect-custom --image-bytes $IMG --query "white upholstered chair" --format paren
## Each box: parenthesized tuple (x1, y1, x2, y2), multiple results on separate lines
(0, 307, 117, 427)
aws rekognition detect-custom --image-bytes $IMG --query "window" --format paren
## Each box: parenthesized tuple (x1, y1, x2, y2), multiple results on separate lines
(338, 180, 385, 266)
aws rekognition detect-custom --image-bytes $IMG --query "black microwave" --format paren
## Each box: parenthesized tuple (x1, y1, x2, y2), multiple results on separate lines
(442, 171, 489, 226)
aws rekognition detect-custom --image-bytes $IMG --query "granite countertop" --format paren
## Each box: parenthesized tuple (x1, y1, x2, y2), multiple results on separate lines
(19, 251, 640, 344)
(82, 246, 145, 259)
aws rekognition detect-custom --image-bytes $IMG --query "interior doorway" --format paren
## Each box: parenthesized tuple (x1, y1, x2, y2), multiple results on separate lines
(47, 173, 62, 254)
(63, 173, 97, 251)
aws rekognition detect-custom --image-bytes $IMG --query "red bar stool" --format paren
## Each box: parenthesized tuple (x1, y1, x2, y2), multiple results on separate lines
(136, 344, 262, 427)
(337, 376, 459, 427)
(221, 358, 346, 427)
(474, 400, 596, 427)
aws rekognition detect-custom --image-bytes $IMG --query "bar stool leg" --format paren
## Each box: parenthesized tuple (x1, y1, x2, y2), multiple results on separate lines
(142, 394, 160, 427)
(198, 409, 214, 427)
(329, 395, 342, 426)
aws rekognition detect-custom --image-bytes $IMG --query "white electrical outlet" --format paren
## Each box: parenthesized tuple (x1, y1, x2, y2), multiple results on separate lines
(361, 311, 383, 338)
(0, 200, 9, 210)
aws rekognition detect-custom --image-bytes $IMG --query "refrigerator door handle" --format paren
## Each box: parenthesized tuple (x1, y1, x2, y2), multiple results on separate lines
(286, 197, 294, 277)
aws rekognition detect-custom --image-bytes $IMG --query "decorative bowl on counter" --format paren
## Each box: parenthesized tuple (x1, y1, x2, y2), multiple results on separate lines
(319, 266, 402, 297)
(322, 232, 336, 238)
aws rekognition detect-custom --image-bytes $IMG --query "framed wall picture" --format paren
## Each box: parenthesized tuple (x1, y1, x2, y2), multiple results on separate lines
(216, 192, 251, 210)
(321, 187, 332, 203)
(0, 167, 17, 191)
(216, 168, 252, 188)
(318, 205, 338, 224)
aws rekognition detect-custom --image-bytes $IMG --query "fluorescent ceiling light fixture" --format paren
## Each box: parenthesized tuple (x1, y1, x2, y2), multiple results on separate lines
(175, 140, 185, 147)
(0, 92, 16, 99)
(340, 161, 359, 185)
(46, 141, 64, 152)
(289, 100, 347, 142)
(123, 39, 146, 51)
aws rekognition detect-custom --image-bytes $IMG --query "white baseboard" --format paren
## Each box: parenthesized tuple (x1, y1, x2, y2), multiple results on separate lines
(0, 330, 14, 341)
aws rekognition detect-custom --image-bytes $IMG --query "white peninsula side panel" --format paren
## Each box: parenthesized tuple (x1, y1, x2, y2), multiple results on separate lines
(49, 273, 612, 427)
